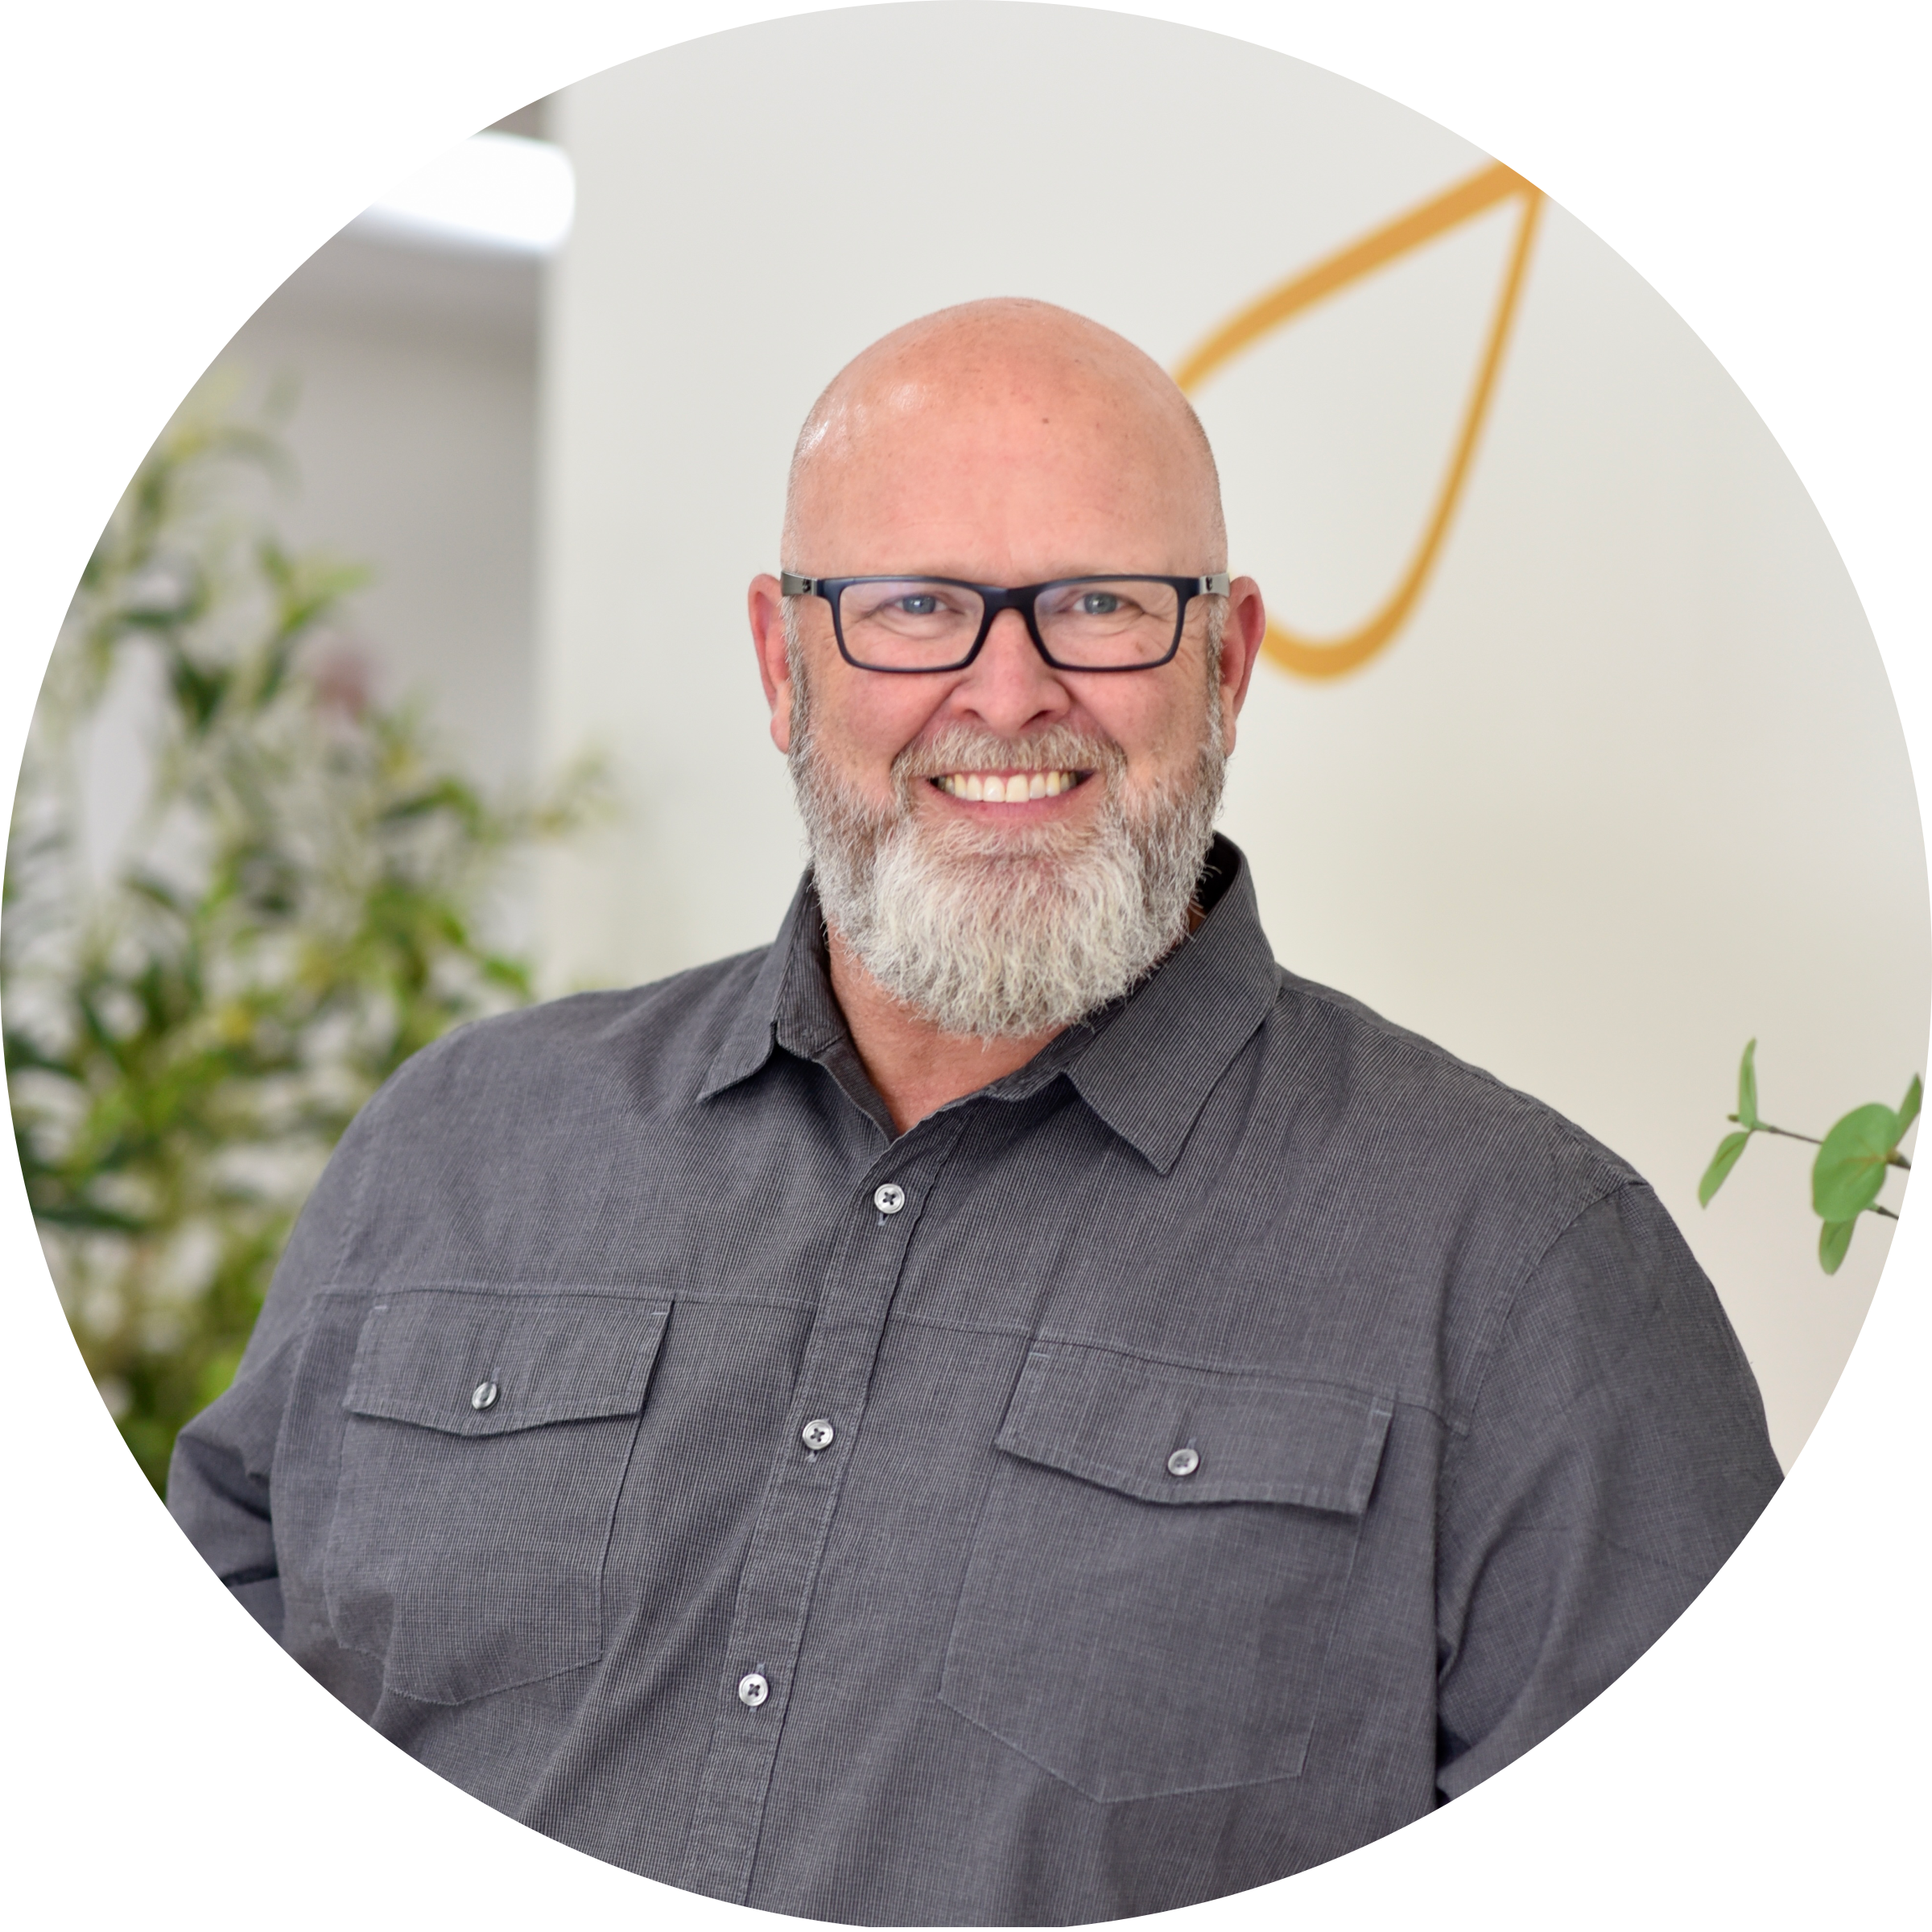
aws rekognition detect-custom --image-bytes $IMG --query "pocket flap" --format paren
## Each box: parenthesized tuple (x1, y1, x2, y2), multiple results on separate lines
(345, 1291, 670, 1437)
(997, 1342, 1393, 1513)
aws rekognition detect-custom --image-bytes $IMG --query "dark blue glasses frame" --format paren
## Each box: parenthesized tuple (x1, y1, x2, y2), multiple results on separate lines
(778, 572, 1232, 673)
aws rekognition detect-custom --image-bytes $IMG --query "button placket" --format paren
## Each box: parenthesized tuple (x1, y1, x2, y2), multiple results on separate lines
(678, 1114, 968, 1905)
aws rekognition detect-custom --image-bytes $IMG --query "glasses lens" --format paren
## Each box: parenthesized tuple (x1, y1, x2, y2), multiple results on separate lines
(836, 579, 985, 669)
(1035, 579, 1181, 667)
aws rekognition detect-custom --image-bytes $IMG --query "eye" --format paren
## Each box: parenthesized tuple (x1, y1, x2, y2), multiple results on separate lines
(1078, 592, 1123, 617)
(895, 593, 942, 617)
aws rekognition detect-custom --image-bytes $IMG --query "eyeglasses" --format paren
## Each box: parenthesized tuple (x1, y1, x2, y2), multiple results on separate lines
(779, 572, 1232, 674)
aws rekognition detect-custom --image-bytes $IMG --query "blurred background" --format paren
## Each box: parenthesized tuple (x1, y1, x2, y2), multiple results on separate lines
(10, 4, 1924, 1488)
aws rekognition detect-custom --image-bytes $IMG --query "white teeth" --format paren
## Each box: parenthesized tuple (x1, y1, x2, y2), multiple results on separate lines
(936, 770, 1079, 802)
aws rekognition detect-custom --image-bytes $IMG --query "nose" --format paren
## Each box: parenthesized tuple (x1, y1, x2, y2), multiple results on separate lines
(948, 608, 1072, 737)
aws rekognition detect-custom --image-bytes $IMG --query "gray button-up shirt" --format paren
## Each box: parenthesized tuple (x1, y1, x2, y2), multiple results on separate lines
(169, 836, 1781, 1924)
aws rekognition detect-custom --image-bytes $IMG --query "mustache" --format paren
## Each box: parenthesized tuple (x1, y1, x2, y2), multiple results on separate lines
(893, 724, 1127, 787)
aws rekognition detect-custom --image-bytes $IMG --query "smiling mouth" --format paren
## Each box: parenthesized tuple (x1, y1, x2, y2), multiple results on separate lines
(931, 770, 1088, 803)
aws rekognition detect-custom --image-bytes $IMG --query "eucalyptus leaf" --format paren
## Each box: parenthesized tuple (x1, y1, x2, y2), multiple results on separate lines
(1699, 1130, 1752, 1206)
(1897, 1075, 1922, 1138)
(1818, 1217, 1856, 1275)
(1812, 1103, 1899, 1222)
(1736, 1038, 1760, 1130)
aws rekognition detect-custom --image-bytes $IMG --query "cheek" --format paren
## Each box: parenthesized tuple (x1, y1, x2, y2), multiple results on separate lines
(1089, 686, 1208, 774)
(819, 685, 947, 791)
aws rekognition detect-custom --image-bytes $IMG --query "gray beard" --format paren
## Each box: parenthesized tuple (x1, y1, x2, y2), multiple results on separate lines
(787, 650, 1227, 1041)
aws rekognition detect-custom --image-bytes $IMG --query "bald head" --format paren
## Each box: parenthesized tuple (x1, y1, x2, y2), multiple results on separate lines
(782, 299, 1226, 576)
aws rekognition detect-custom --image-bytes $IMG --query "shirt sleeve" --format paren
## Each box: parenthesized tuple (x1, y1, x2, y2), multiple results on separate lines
(1434, 1179, 1782, 1798)
(165, 1086, 382, 1641)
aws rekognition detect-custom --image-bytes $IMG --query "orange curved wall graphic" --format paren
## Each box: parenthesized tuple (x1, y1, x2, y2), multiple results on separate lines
(1174, 161, 1544, 680)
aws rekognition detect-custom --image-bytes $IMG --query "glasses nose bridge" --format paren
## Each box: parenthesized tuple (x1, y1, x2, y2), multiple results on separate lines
(973, 584, 1054, 667)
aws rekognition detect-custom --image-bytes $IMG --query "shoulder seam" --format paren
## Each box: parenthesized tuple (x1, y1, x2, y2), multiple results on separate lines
(1451, 1176, 1646, 1441)
(1270, 973, 1630, 1179)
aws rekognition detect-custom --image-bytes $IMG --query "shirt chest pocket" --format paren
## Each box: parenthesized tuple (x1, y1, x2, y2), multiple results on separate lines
(323, 1290, 670, 1706)
(939, 1343, 1394, 1803)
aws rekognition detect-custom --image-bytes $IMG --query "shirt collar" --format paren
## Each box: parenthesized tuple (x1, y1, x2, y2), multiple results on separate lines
(1057, 836, 1279, 1173)
(695, 883, 813, 1101)
(699, 834, 1280, 1174)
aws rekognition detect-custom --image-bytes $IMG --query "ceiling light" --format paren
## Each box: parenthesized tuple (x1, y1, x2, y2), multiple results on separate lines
(352, 131, 575, 257)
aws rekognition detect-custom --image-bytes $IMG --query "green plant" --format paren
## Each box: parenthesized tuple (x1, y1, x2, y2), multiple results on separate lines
(3, 379, 604, 1491)
(1699, 1039, 1918, 1274)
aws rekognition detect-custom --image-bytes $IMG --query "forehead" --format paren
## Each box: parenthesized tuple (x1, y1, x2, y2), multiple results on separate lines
(793, 355, 1212, 573)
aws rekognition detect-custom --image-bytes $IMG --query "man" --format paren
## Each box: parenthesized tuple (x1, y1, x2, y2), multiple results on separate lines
(170, 298, 1781, 1924)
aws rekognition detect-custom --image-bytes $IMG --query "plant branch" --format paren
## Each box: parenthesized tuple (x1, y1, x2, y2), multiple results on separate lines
(1729, 1116, 1821, 1149)
(1728, 1116, 1911, 1168)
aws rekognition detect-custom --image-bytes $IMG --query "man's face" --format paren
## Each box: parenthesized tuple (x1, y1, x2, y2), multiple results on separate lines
(749, 326, 1267, 1038)
(757, 370, 1259, 833)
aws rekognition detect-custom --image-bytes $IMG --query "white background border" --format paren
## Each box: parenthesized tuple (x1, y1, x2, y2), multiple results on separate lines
(4, 3, 1925, 1925)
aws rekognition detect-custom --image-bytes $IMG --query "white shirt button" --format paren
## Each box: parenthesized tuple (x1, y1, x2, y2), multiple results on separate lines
(873, 1183, 906, 1216)
(737, 1671, 770, 1708)
(1166, 1447, 1200, 1477)
(471, 1381, 499, 1411)
(801, 1418, 836, 1451)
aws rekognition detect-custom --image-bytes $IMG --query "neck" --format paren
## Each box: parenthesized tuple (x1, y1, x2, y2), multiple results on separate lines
(824, 923, 1063, 1136)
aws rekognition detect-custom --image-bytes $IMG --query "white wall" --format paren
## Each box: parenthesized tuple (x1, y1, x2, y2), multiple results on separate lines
(535, 2, 1927, 1468)
(217, 229, 542, 795)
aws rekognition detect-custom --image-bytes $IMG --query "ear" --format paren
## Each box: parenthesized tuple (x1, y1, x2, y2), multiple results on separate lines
(749, 573, 795, 754)
(1216, 576, 1268, 755)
